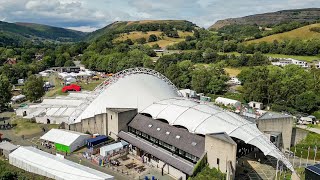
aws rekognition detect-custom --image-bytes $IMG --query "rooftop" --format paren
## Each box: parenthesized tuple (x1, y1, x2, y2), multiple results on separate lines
(9, 146, 113, 180)
(107, 108, 136, 113)
(207, 132, 237, 145)
(118, 131, 195, 175)
(259, 111, 292, 120)
(129, 114, 205, 158)
(40, 129, 89, 146)
(0, 141, 18, 151)
(306, 163, 320, 175)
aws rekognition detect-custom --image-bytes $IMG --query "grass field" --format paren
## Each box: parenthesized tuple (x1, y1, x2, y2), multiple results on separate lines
(78, 79, 104, 91)
(114, 30, 193, 48)
(246, 23, 320, 44)
(12, 118, 58, 136)
(290, 131, 320, 160)
(224, 67, 243, 76)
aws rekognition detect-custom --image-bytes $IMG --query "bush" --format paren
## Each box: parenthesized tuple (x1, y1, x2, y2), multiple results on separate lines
(310, 27, 320, 33)
(312, 111, 320, 120)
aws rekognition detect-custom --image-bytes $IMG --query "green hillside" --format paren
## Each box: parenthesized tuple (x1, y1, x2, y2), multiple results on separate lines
(0, 21, 86, 45)
(246, 23, 320, 44)
(85, 20, 197, 41)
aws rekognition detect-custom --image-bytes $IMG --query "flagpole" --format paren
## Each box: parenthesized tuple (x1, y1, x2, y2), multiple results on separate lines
(307, 146, 310, 167)
(314, 146, 317, 164)
(299, 151, 302, 168)
(293, 145, 296, 167)
(275, 159, 279, 180)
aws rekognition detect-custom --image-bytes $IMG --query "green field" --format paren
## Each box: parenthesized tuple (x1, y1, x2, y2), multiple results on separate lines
(290, 131, 320, 160)
(114, 30, 193, 48)
(246, 23, 320, 44)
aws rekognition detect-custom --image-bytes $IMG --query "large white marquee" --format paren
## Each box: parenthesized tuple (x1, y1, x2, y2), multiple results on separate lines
(141, 98, 294, 171)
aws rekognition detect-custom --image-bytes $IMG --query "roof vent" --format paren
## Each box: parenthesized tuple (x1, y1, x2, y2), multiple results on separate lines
(148, 124, 152, 128)
(166, 131, 170, 135)
(157, 128, 161, 131)
(191, 142, 197, 146)
(176, 135, 180, 139)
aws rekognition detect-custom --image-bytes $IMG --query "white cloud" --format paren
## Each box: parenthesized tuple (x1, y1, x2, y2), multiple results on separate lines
(1, 0, 320, 29)
(67, 26, 98, 32)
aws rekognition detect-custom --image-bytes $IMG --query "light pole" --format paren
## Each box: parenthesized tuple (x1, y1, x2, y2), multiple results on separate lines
(275, 159, 279, 180)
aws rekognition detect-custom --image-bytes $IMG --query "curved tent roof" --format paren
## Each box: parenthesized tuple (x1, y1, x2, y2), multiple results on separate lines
(72, 68, 180, 123)
(142, 98, 294, 171)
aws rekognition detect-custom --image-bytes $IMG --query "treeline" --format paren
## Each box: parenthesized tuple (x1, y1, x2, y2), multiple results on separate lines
(170, 34, 320, 56)
(238, 65, 320, 114)
(239, 39, 320, 56)
(0, 42, 88, 83)
(121, 21, 196, 33)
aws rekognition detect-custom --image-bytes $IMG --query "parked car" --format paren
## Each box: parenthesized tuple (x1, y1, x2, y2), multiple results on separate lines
(298, 117, 314, 125)
(62, 84, 81, 93)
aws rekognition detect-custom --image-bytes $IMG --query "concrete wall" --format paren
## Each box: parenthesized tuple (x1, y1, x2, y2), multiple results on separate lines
(205, 134, 237, 180)
(68, 113, 107, 135)
(68, 109, 137, 139)
(107, 109, 137, 140)
(256, 117, 294, 151)
(291, 127, 309, 146)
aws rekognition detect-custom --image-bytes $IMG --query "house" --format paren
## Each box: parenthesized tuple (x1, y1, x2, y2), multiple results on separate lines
(228, 77, 241, 85)
(0, 141, 18, 158)
(291, 59, 309, 68)
(248, 101, 263, 110)
(4, 58, 17, 65)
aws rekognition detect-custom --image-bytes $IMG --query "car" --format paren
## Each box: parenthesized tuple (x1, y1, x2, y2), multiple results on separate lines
(62, 84, 81, 93)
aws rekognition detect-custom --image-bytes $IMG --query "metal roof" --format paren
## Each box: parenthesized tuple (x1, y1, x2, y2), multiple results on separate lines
(0, 141, 18, 151)
(142, 97, 294, 172)
(9, 146, 113, 180)
(40, 129, 90, 146)
(72, 68, 181, 123)
(129, 114, 205, 158)
(306, 163, 320, 175)
(259, 111, 292, 120)
(118, 131, 195, 175)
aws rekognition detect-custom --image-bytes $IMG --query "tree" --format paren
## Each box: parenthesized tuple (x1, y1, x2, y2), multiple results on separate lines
(295, 91, 319, 113)
(191, 66, 211, 93)
(136, 37, 146, 44)
(148, 34, 158, 42)
(64, 60, 75, 67)
(23, 75, 45, 102)
(0, 75, 12, 109)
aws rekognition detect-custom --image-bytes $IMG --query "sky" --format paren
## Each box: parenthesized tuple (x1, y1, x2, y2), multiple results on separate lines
(0, 0, 319, 32)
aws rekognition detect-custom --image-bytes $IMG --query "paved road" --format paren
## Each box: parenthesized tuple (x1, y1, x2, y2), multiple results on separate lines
(296, 125, 320, 134)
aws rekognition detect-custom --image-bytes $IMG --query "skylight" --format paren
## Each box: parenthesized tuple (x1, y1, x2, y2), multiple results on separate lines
(176, 135, 180, 139)
(157, 128, 161, 131)
(166, 131, 170, 135)
(148, 124, 153, 128)
(191, 142, 197, 146)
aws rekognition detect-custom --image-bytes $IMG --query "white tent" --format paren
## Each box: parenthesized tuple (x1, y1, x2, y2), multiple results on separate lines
(215, 97, 241, 109)
(11, 95, 26, 103)
(100, 140, 128, 157)
(40, 129, 90, 152)
(66, 77, 77, 83)
(9, 146, 113, 180)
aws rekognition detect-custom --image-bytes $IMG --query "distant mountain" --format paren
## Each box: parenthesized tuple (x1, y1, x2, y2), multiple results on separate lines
(210, 8, 320, 30)
(85, 20, 197, 41)
(0, 21, 86, 45)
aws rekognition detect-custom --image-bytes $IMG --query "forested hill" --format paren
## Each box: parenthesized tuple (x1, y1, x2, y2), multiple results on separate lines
(0, 21, 86, 45)
(85, 20, 198, 41)
(210, 8, 320, 30)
